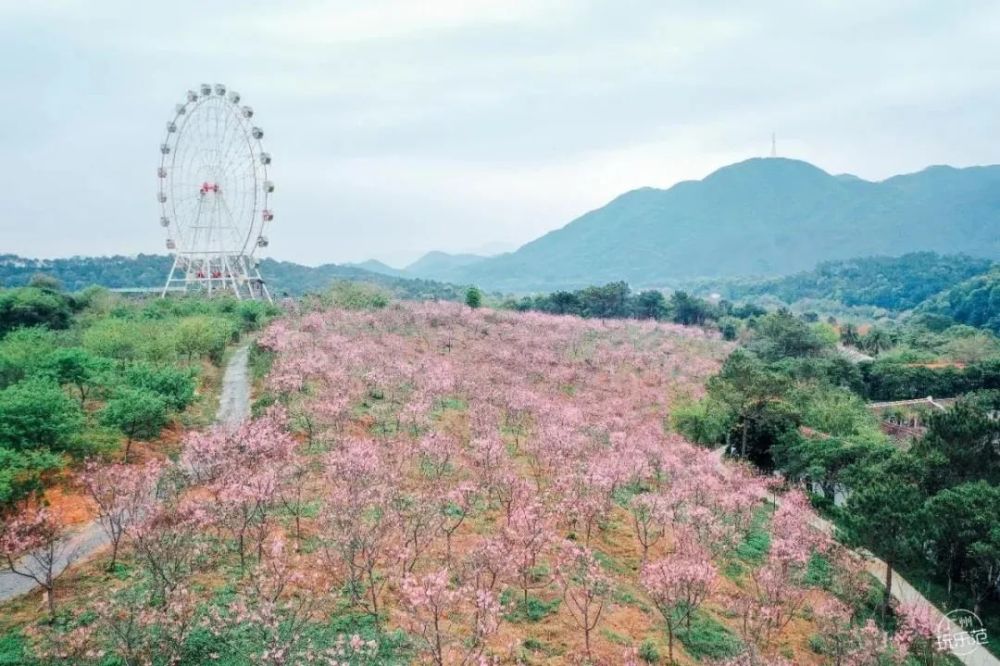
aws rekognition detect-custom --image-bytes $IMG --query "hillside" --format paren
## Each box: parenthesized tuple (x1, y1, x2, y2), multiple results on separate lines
(715, 252, 995, 311)
(0, 254, 469, 301)
(434, 158, 1000, 292)
(2, 302, 925, 665)
(919, 266, 1000, 333)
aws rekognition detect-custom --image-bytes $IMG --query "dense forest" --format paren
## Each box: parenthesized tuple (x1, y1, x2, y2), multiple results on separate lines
(0, 254, 470, 301)
(919, 267, 1000, 333)
(715, 252, 994, 311)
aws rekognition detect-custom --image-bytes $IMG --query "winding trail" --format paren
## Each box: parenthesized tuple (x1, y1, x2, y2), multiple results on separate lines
(0, 344, 252, 604)
(711, 446, 998, 666)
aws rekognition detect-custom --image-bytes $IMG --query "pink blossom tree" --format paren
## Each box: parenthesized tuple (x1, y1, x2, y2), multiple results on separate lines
(505, 500, 551, 606)
(629, 493, 668, 565)
(81, 459, 162, 570)
(554, 541, 612, 660)
(401, 568, 501, 666)
(128, 499, 210, 600)
(0, 507, 77, 614)
(640, 533, 718, 664)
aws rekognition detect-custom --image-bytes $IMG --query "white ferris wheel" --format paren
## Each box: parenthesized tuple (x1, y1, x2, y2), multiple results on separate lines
(158, 83, 274, 301)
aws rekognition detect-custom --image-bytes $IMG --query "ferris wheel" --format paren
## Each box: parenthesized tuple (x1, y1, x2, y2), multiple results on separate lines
(158, 83, 274, 301)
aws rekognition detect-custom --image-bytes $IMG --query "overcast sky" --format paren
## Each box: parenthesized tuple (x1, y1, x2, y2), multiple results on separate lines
(1, 1, 999, 267)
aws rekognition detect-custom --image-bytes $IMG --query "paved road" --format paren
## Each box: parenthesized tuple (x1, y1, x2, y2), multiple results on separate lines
(0, 345, 252, 604)
(711, 446, 998, 666)
(216, 344, 251, 427)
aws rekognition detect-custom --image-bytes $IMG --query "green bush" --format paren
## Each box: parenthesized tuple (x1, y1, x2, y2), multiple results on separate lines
(99, 387, 169, 461)
(0, 377, 84, 452)
(0, 630, 34, 666)
(0, 287, 73, 336)
(83, 318, 175, 364)
(501, 589, 561, 622)
(677, 611, 744, 660)
(40, 347, 112, 405)
(0, 446, 63, 506)
(0, 327, 59, 388)
(237, 300, 275, 331)
(125, 362, 197, 411)
(638, 638, 661, 663)
(327, 282, 390, 310)
(173, 315, 237, 364)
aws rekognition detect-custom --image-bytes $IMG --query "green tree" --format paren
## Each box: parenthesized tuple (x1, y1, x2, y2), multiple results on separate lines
(671, 398, 730, 446)
(859, 327, 894, 356)
(465, 286, 483, 309)
(173, 315, 236, 364)
(717, 316, 741, 341)
(706, 349, 790, 459)
(41, 347, 111, 406)
(0, 447, 62, 506)
(840, 323, 861, 347)
(772, 435, 884, 506)
(326, 282, 390, 310)
(923, 482, 1000, 604)
(0, 378, 84, 453)
(547, 291, 581, 315)
(579, 282, 630, 318)
(669, 291, 710, 326)
(82, 319, 144, 364)
(911, 396, 1000, 492)
(27, 273, 63, 292)
(0, 287, 72, 336)
(840, 453, 925, 614)
(236, 300, 275, 331)
(99, 388, 169, 462)
(124, 362, 197, 411)
(0, 327, 59, 388)
(632, 290, 668, 320)
(747, 310, 832, 361)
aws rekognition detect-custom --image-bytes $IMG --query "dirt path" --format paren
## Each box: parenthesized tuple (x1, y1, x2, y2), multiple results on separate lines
(0, 344, 253, 604)
(711, 446, 997, 665)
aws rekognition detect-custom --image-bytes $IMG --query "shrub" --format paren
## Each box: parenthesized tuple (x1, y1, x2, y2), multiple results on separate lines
(327, 282, 390, 310)
(0, 327, 59, 388)
(638, 638, 661, 663)
(0, 447, 62, 506)
(0, 287, 72, 336)
(677, 611, 743, 660)
(173, 316, 237, 364)
(125, 362, 197, 411)
(0, 377, 84, 452)
(99, 387, 169, 461)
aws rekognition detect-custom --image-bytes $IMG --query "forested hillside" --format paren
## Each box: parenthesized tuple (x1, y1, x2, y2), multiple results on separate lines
(0, 254, 469, 301)
(716, 252, 995, 311)
(919, 267, 1000, 333)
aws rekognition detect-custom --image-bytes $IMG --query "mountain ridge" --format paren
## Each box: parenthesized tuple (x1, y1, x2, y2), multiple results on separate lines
(418, 158, 1000, 292)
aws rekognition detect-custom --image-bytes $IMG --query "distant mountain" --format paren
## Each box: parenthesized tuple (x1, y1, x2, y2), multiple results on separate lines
(0, 254, 469, 301)
(405, 251, 489, 280)
(432, 158, 1000, 292)
(348, 259, 409, 278)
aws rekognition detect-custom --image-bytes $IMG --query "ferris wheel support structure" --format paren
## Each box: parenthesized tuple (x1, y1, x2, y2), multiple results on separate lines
(157, 83, 274, 301)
